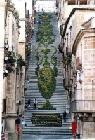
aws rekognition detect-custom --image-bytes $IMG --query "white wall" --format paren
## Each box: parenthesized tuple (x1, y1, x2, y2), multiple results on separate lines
(35, 0, 56, 12)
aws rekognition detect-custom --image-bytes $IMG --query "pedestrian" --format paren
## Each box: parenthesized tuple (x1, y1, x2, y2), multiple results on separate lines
(72, 117, 77, 139)
(63, 111, 67, 122)
(33, 98, 37, 109)
(27, 99, 31, 107)
(25, 104, 27, 110)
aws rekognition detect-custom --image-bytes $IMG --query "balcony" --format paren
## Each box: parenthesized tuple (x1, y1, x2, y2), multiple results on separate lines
(72, 100, 95, 112)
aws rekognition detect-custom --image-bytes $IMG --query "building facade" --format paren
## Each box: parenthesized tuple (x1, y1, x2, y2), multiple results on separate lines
(35, 0, 56, 12)
(3, 0, 22, 133)
(0, 0, 28, 138)
(59, 1, 95, 138)
(0, 0, 6, 138)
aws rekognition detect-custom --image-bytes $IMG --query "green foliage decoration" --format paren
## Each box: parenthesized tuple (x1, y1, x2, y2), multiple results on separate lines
(38, 66, 56, 99)
(42, 100, 54, 110)
(36, 13, 54, 45)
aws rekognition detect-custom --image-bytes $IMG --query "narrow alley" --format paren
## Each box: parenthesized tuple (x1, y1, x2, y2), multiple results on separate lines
(2, 0, 95, 140)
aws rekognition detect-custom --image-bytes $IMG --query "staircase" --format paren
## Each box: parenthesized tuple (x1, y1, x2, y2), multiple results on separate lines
(22, 13, 72, 139)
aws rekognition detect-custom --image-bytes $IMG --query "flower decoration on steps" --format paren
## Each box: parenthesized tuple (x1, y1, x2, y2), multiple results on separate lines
(38, 63, 56, 99)
(35, 13, 58, 109)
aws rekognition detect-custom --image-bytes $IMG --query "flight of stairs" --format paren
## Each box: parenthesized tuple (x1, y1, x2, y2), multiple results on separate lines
(22, 13, 72, 139)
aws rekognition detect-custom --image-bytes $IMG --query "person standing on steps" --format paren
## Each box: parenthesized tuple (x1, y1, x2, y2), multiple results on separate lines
(33, 98, 37, 109)
(27, 99, 31, 107)
(63, 111, 67, 122)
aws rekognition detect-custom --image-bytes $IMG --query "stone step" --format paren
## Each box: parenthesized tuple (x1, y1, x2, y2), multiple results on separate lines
(24, 121, 71, 127)
(25, 109, 66, 114)
(28, 75, 37, 78)
(27, 69, 36, 72)
(25, 86, 65, 90)
(22, 134, 72, 139)
(27, 68, 36, 71)
(25, 102, 68, 106)
(25, 122, 71, 129)
(24, 124, 71, 130)
(22, 128, 72, 135)
(26, 83, 38, 85)
(22, 126, 71, 130)
(25, 103, 68, 107)
(26, 88, 65, 93)
(25, 92, 67, 96)
(56, 83, 63, 86)
(25, 96, 67, 101)
(25, 98, 67, 102)
(25, 97, 67, 101)
(56, 76, 63, 79)
(25, 94, 67, 102)
(25, 86, 39, 89)
(56, 80, 63, 83)
(55, 89, 65, 91)
(27, 72, 36, 74)
(25, 92, 66, 96)
(24, 119, 71, 124)
(27, 72, 36, 75)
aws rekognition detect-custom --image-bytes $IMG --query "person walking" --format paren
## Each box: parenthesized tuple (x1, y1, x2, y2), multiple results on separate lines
(63, 111, 67, 122)
(27, 99, 31, 107)
(33, 98, 37, 109)
(72, 117, 77, 139)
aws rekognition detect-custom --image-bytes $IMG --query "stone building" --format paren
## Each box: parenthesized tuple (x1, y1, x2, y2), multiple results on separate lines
(59, 0, 95, 5)
(35, 0, 56, 12)
(13, 0, 26, 119)
(3, 0, 22, 133)
(1, 1, 33, 138)
(71, 17, 95, 138)
(59, 1, 95, 138)
(0, 1, 27, 138)
(0, 0, 6, 138)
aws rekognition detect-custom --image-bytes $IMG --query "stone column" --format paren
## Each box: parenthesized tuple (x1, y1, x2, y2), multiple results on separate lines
(6, 72, 17, 132)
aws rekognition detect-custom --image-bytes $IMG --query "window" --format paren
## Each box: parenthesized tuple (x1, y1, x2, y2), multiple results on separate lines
(2, 99, 6, 113)
(68, 0, 76, 5)
(79, 0, 87, 5)
(68, 0, 87, 5)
